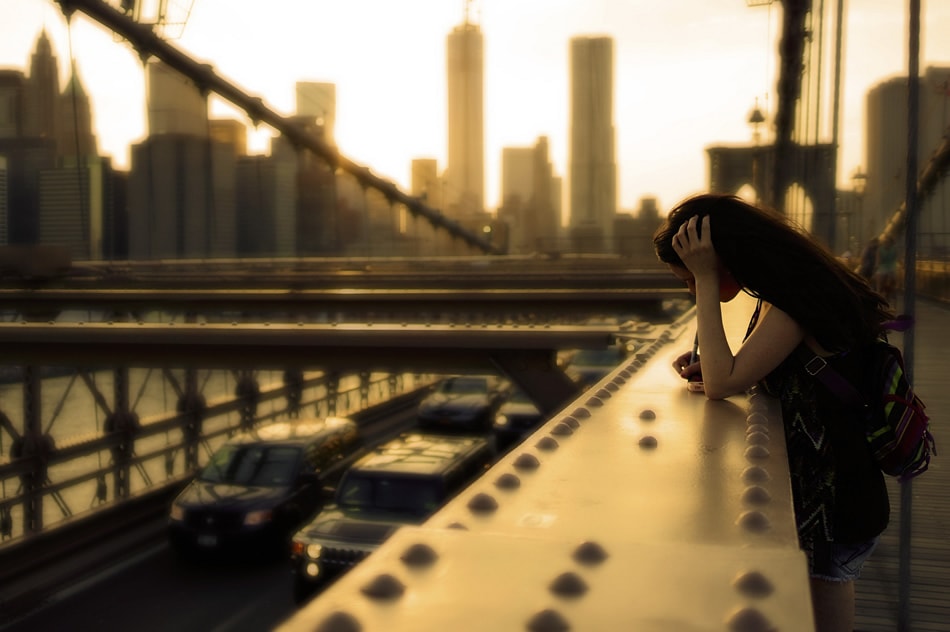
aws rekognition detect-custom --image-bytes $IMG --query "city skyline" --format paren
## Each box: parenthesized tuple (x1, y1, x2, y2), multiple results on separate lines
(3, 1, 950, 216)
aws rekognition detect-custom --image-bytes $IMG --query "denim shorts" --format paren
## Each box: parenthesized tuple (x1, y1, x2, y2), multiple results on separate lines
(811, 537, 880, 582)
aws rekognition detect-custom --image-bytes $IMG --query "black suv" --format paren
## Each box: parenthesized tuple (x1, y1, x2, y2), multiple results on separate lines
(168, 417, 362, 558)
(289, 432, 494, 603)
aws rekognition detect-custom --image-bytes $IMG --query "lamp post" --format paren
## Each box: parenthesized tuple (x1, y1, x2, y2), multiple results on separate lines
(851, 167, 867, 252)
(748, 99, 766, 202)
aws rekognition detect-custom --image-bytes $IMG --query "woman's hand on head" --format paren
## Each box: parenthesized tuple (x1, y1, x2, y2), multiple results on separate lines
(671, 215, 718, 278)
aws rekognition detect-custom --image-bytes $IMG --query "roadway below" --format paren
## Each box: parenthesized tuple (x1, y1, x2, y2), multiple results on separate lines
(1, 540, 300, 632)
(0, 391, 426, 629)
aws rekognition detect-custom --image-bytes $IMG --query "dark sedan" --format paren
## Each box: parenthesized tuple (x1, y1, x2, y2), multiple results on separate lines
(417, 375, 508, 434)
(167, 417, 362, 558)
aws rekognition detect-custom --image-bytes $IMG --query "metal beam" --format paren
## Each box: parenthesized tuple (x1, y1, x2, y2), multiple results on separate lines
(0, 322, 617, 373)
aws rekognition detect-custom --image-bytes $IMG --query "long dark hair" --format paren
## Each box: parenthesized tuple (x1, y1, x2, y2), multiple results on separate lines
(653, 193, 894, 351)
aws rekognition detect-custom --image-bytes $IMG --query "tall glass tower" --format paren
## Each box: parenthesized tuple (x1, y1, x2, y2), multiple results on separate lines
(446, 16, 484, 217)
(569, 36, 616, 253)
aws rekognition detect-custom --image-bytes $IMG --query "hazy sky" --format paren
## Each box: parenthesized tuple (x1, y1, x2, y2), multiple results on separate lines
(2, 0, 950, 214)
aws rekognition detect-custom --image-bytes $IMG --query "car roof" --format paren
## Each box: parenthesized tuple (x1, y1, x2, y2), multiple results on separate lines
(349, 432, 488, 476)
(226, 417, 357, 449)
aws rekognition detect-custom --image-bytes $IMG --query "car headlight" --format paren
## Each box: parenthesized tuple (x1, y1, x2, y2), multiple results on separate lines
(169, 504, 185, 521)
(243, 509, 273, 526)
(494, 414, 510, 427)
(306, 543, 323, 559)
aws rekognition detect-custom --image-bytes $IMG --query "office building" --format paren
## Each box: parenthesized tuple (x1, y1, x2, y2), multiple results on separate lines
(147, 61, 208, 137)
(23, 30, 59, 140)
(127, 134, 236, 259)
(56, 68, 98, 160)
(209, 119, 248, 157)
(272, 116, 340, 256)
(39, 157, 109, 259)
(568, 35, 617, 253)
(0, 71, 25, 138)
(235, 154, 297, 257)
(864, 65, 950, 254)
(295, 82, 336, 144)
(411, 157, 444, 211)
(499, 137, 561, 254)
(445, 16, 484, 217)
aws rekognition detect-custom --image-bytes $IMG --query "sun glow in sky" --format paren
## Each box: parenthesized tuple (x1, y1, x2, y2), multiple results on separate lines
(3, 0, 950, 216)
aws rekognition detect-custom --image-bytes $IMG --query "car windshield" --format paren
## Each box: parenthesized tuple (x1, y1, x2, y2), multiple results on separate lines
(572, 348, 625, 367)
(439, 376, 489, 395)
(198, 444, 301, 487)
(337, 474, 442, 514)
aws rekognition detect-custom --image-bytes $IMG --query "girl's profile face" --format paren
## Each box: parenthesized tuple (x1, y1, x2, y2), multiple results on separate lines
(668, 264, 742, 303)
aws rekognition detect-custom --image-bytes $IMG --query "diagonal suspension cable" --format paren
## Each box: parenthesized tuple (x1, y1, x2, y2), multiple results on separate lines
(55, 0, 502, 255)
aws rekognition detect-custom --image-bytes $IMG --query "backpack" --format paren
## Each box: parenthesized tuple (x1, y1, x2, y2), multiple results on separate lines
(795, 337, 936, 482)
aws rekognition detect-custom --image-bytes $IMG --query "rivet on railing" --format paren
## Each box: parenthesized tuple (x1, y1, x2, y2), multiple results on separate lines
(360, 573, 405, 600)
(401, 543, 438, 568)
(467, 492, 499, 513)
(549, 571, 589, 598)
(724, 605, 775, 632)
(526, 608, 571, 632)
(535, 436, 559, 451)
(513, 453, 541, 470)
(572, 540, 609, 565)
(314, 610, 362, 632)
(732, 570, 775, 598)
(638, 435, 658, 449)
(495, 473, 522, 489)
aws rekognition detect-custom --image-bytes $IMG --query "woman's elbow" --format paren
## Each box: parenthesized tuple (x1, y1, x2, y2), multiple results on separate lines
(703, 383, 744, 400)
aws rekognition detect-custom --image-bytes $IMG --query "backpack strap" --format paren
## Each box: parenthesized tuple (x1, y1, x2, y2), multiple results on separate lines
(792, 343, 868, 410)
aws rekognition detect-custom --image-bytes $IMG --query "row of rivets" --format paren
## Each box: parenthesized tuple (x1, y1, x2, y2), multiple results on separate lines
(528, 541, 611, 630)
(315, 321, 680, 630)
(738, 397, 775, 535)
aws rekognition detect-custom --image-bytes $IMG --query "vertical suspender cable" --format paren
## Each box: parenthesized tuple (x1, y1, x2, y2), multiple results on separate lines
(898, 1, 920, 630)
(828, 0, 845, 250)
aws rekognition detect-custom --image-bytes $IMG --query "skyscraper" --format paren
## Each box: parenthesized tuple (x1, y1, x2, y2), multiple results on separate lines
(23, 30, 59, 140)
(56, 68, 98, 160)
(445, 15, 484, 217)
(568, 36, 616, 253)
(864, 66, 950, 253)
(146, 61, 207, 137)
(0, 71, 25, 138)
(500, 137, 561, 254)
(296, 81, 336, 144)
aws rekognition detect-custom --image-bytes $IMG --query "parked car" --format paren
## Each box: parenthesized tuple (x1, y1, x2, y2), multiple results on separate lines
(493, 388, 545, 451)
(167, 417, 362, 558)
(417, 374, 509, 434)
(289, 432, 494, 603)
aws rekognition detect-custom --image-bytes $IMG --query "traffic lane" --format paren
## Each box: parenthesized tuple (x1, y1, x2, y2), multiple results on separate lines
(2, 543, 299, 632)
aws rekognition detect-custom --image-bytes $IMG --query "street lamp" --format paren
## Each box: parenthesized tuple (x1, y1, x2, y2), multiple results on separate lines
(851, 167, 868, 254)
(748, 98, 767, 202)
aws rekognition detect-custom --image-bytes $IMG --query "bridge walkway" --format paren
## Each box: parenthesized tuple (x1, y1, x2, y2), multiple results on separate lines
(856, 297, 950, 632)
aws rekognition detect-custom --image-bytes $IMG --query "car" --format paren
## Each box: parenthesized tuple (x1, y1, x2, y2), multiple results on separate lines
(289, 432, 494, 603)
(416, 374, 509, 434)
(493, 388, 545, 451)
(565, 342, 637, 389)
(167, 416, 362, 558)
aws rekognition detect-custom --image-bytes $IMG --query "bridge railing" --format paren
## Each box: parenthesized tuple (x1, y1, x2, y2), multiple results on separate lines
(281, 295, 815, 631)
(0, 365, 434, 544)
